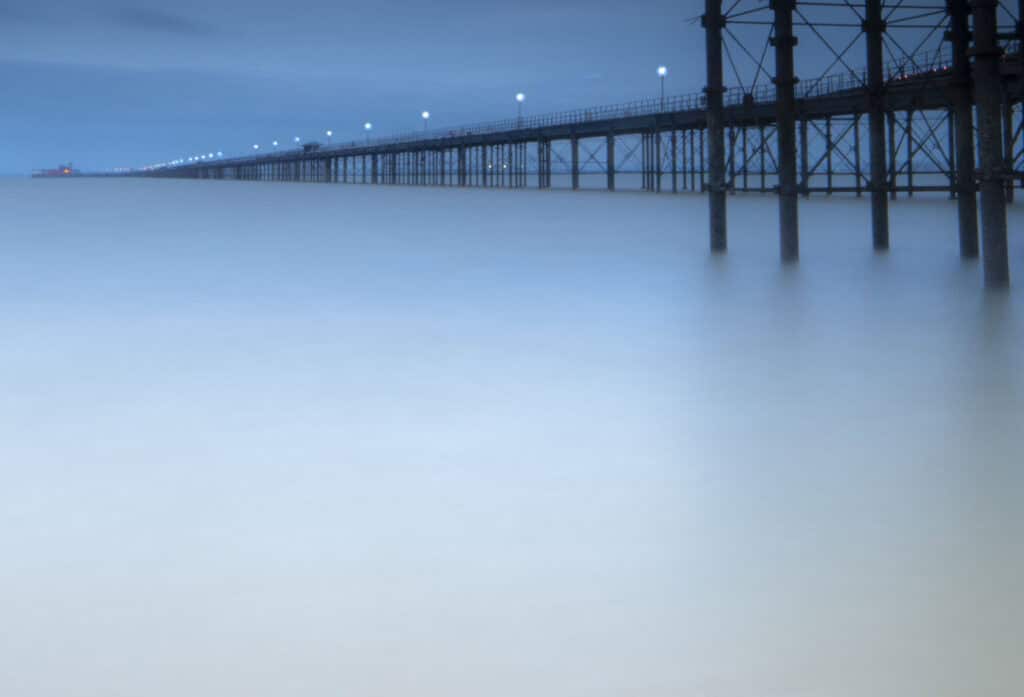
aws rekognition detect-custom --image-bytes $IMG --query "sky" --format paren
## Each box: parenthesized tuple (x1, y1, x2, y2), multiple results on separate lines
(0, 0, 962, 174)
(0, 0, 704, 173)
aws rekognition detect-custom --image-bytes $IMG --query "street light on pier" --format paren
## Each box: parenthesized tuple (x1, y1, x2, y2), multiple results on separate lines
(657, 65, 668, 109)
(273, 140, 279, 149)
(516, 92, 525, 124)
(326, 129, 333, 144)
(421, 111, 430, 132)
(364, 122, 373, 144)
(253, 144, 260, 151)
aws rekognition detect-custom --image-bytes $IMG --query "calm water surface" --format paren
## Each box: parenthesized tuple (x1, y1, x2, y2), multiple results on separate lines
(1, 178, 1021, 697)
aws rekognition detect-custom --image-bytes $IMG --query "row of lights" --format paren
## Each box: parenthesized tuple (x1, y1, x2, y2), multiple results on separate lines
(248, 92, 526, 152)
(173, 69, 668, 167)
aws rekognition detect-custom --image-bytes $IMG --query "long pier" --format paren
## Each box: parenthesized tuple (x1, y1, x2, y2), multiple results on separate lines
(135, 1, 1024, 288)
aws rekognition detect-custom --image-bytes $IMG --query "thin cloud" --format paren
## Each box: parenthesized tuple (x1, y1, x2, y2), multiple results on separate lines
(109, 7, 218, 37)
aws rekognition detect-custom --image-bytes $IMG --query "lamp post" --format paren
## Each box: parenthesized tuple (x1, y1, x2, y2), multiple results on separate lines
(364, 122, 372, 144)
(421, 111, 430, 132)
(657, 65, 667, 110)
(326, 129, 333, 144)
(516, 92, 525, 125)
(253, 144, 260, 151)
(272, 140, 279, 149)
(294, 136, 301, 147)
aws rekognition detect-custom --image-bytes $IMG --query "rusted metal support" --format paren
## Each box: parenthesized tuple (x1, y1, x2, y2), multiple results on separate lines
(704, 0, 727, 251)
(971, 0, 1010, 287)
(865, 0, 889, 249)
(773, 0, 799, 262)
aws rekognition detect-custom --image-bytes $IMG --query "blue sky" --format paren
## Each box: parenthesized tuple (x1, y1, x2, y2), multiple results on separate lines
(0, 0, 957, 174)
(0, 0, 700, 173)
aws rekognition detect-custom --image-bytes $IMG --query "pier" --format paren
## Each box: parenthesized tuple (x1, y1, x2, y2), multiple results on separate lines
(133, 2, 1024, 288)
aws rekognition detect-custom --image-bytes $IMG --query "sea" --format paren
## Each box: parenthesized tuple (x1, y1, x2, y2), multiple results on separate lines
(1, 176, 1021, 697)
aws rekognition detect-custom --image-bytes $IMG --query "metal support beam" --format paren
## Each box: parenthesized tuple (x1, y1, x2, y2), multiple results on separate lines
(704, 0, 727, 252)
(773, 0, 799, 262)
(571, 137, 580, 190)
(800, 118, 809, 197)
(607, 134, 616, 191)
(865, 0, 889, 250)
(972, 0, 1010, 287)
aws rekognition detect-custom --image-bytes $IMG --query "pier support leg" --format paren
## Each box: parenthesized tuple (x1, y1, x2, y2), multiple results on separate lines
(656, 131, 662, 192)
(855, 114, 863, 197)
(704, 0, 727, 252)
(774, 0, 799, 262)
(866, 0, 890, 250)
(888, 112, 897, 201)
(1003, 99, 1015, 204)
(571, 137, 580, 190)
(906, 110, 914, 197)
(672, 130, 678, 193)
(800, 118, 809, 197)
(607, 134, 616, 191)
(972, 0, 1010, 287)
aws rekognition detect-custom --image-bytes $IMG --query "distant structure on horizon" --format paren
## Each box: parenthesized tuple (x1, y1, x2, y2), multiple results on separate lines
(32, 163, 77, 178)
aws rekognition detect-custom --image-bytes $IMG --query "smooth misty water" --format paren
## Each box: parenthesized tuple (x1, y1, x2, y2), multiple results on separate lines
(1, 178, 1021, 697)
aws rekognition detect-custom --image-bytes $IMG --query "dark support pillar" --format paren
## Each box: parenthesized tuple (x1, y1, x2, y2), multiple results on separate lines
(571, 137, 580, 190)
(906, 110, 914, 197)
(760, 124, 766, 192)
(742, 127, 748, 190)
(825, 117, 833, 194)
(773, 0, 799, 261)
(800, 118, 809, 197)
(972, 0, 1010, 287)
(948, 110, 958, 199)
(656, 131, 663, 192)
(866, 0, 889, 249)
(855, 114, 863, 197)
(728, 127, 736, 193)
(672, 130, 678, 193)
(1003, 99, 1015, 203)
(537, 140, 546, 189)
(888, 111, 897, 201)
(607, 134, 616, 191)
(704, 0, 727, 252)
(544, 140, 552, 188)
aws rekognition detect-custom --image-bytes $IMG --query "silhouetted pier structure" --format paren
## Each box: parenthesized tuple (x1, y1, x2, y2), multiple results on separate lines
(136, 2, 1023, 288)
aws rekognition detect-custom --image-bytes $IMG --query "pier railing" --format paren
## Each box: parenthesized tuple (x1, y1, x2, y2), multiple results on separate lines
(243, 46, 955, 162)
